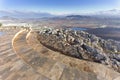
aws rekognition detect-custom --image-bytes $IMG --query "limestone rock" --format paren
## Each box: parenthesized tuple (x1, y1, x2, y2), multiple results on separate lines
(37, 27, 120, 72)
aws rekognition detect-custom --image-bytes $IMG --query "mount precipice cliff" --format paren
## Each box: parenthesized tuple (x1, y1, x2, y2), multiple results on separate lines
(37, 27, 120, 72)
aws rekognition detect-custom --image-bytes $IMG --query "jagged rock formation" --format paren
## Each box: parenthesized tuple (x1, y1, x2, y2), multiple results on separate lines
(37, 27, 120, 72)
(0, 27, 120, 80)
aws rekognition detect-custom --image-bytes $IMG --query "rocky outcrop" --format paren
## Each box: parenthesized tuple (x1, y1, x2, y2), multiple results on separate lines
(37, 27, 120, 72)
(12, 29, 120, 80)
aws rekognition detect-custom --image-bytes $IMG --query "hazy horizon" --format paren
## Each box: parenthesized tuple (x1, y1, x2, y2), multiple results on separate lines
(0, 0, 120, 15)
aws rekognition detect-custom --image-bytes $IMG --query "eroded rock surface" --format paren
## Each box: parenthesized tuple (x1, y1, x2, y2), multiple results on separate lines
(37, 27, 120, 72)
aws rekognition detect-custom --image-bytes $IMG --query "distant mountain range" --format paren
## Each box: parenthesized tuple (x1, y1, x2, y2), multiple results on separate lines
(0, 9, 120, 19)
(0, 16, 17, 20)
(64, 9, 120, 18)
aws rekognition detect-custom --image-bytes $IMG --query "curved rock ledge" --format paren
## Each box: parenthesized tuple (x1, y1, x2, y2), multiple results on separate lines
(1, 27, 120, 80)
(0, 28, 47, 80)
(12, 29, 119, 80)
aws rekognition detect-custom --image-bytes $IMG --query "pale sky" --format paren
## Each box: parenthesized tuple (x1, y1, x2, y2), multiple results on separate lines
(0, 0, 120, 14)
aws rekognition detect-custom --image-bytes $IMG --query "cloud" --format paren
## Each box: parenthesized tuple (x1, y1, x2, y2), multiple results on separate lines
(0, 10, 54, 18)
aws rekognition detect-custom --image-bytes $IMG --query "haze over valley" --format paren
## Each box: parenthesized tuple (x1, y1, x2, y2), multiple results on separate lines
(1, 9, 120, 41)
